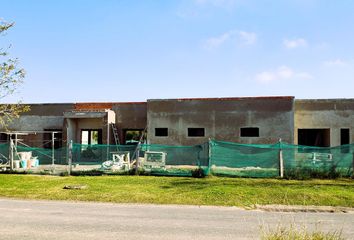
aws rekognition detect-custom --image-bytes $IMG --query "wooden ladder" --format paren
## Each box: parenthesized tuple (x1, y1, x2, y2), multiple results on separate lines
(111, 123, 120, 145)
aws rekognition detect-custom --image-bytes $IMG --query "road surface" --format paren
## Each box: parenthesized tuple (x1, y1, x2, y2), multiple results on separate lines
(0, 198, 353, 239)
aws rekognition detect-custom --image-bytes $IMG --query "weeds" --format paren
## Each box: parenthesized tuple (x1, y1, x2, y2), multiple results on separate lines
(261, 225, 344, 240)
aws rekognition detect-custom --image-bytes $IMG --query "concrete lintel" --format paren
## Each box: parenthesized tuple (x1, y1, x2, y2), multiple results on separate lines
(64, 111, 107, 119)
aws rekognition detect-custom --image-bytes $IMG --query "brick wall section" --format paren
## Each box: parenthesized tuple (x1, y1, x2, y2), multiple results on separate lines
(74, 103, 114, 110)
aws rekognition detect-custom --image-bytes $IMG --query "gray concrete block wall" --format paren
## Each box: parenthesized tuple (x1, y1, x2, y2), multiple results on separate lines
(0, 104, 72, 147)
(295, 99, 354, 146)
(1, 103, 73, 133)
(4, 97, 354, 148)
(112, 103, 147, 144)
(147, 97, 295, 145)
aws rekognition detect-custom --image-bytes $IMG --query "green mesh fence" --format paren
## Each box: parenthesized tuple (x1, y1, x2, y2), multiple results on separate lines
(0, 144, 68, 173)
(0, 143, 9, 166)
(281, 143, 354, 178)
(210, 140, 280, 178)
(210, 140, 354, 178)
(139, 143, 209, 176)
(15, 145, 68, 165)
(71, 143, 137, 173)
(1, 140, 353, 178)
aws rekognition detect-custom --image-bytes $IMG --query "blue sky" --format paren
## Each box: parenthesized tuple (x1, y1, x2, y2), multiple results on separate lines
(1, 0, 354, 103)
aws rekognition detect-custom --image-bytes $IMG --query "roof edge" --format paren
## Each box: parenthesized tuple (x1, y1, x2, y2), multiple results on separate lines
(148, 96, 295, 102)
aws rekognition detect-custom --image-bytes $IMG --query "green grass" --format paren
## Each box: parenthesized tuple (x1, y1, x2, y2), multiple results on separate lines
(0, 175, 353, 207)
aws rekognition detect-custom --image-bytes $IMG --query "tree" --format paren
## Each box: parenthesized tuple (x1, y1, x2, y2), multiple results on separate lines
(0, 20, 29, 128)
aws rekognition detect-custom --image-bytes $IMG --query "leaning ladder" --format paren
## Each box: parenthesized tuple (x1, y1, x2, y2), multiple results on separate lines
(111, 123, 120, 145)
(132, 126, 147, 161)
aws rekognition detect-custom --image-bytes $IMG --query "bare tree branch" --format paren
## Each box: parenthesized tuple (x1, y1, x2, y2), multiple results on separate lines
(0, 20, 30, 129)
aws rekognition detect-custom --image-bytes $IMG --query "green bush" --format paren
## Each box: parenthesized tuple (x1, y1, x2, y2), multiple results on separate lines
(284, 167, 341, 180)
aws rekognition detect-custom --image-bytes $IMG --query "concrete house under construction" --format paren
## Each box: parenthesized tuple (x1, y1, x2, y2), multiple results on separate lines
(1, 96, 354, 148)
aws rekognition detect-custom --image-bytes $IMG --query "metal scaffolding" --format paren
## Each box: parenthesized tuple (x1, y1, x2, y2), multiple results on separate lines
(0, 131, 62, 170)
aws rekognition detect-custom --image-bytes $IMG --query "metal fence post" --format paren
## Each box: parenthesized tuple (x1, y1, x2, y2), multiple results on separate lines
(51, 132, 55, 166)
(135, 144, 140, 175)
(68, 140, 73, 175)
(9, 139, 14, 171)
(352, 152, 354, 178)
(208, 138, 212, 175)
(278, 139, 284, 178)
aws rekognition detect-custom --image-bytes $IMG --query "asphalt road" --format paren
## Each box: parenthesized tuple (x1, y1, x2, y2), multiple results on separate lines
(0, 198, 353, 240)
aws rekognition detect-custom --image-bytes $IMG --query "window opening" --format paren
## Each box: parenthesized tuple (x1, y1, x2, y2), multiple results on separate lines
(155, 128, 168, 137)
(298, 129, 330, 147)
(188, 128, 205, 137)
(240, 127, 259, 137)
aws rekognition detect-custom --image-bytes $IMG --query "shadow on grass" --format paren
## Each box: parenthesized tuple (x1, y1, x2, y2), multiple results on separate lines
(162, 177, 354, 190)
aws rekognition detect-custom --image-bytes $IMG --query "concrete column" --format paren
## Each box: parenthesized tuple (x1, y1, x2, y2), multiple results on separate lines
(330, 128, 340, 147)
(66, 119, 77, 144)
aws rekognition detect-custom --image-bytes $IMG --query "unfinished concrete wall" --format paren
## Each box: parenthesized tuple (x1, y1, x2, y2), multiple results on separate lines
(0, 102, 146, 146)
(66, 119, 77, 145)
(22, 104, 75, 116)
(112, 103, 147, 144)
(147, 97, 294, 145)
(63, 110, 116, 145)
(0, 104, 74, 147)
(72, 102, 147, 144)
(7, 116, 64, 132)
(75, 118, 103, 143)
(4, 104, 74, 131)
(295, 99, 354, 146)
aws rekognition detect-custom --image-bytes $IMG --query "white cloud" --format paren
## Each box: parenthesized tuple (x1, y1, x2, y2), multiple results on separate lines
(203, 30, 257, 49)
(277, 66, 294, 79)
(255, 71, 276, 83)
(323, 59, 348, 67)
(255, 66, 312, 83)
(283, 38, 308, 49)
(238, 31, 257, 45)
(203, 31, 233, 49)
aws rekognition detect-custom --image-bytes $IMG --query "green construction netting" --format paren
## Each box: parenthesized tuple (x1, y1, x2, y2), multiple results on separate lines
(1, 140, 353, 178)
(69, 143, 208, 176)
(70, 144, 136, 173)
(0, 143, 9, 165)
(281, 143, 353, 178)
(210, 140, 354, 178)
(210, 140, 280, 178)
(72, 143, 136, 165)
(139, 143, 209, 176)
(15, 145, 68, 165)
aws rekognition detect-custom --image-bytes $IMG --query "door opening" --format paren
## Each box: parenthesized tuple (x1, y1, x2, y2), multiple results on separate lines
(81, 129, 102, 145)
(340, 128, 350, 145)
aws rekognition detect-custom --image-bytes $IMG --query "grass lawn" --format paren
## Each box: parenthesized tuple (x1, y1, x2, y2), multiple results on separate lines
(0, 174, 353, 208)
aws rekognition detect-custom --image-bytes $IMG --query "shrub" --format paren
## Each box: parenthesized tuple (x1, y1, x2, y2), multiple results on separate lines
(284, 167, 341, 180)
